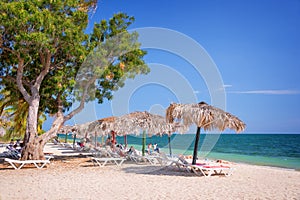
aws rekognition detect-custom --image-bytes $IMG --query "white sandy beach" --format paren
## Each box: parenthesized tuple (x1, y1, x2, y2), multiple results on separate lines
(0, 143, 299, 200)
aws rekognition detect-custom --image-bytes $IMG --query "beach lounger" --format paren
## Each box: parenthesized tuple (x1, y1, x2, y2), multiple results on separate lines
(168, 156, 194, 172)
(127, 153, 159, 165)
(156, 152, 179, 166)
(190, 164, 235, 177)
(90, 157, 126, 167)
(4, 158, 51, 170)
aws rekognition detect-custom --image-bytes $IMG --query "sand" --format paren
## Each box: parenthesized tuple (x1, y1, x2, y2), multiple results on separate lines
(0, 143, 299, 200)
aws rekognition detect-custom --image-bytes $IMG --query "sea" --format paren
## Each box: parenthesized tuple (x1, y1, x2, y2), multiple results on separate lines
(58, 133, 300, 170)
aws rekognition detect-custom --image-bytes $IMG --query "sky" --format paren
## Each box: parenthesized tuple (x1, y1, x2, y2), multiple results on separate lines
(55, 0, 300, 134)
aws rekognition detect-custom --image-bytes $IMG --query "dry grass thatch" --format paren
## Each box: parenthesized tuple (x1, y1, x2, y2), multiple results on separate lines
(59, 116, 117, 138)
(113, 111, 188, 136)
(166, 102, 246, 133)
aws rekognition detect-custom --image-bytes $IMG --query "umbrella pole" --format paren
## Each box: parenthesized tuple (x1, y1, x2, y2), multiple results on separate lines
(124, 135, 127, 147)
(168, 135, 172, 156)
(73, 133, 76, 148)
(192, 127, 201, 165)
(65, 133, 68, 143)
(142, 130, 146, 156)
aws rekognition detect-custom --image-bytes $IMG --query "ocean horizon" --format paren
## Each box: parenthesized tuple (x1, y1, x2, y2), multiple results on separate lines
(58, 133, 300, 170)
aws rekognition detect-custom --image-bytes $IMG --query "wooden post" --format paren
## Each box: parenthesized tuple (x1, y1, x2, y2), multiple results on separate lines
(72, 133, 76, 148)
(65, 132, 68, 143)
(142, 131, 146, 156)
(168, 135, 172, 156)
(192, 127, 201, 165)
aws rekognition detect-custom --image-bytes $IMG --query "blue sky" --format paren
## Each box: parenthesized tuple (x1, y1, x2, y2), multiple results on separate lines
(59, 0, 300, 134)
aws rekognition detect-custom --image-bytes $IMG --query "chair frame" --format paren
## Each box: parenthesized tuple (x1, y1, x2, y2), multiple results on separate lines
(191, 164, 235, 177)
(90, 157, 126, 167)
(4, 158, 51, 170)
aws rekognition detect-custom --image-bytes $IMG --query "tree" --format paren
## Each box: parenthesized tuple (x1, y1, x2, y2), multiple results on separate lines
(0, 0, 149, 160)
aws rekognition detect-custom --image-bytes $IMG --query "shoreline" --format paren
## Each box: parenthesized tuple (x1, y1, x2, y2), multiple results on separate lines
(1, 157, 299, 199)
(0, 143, 300, 199)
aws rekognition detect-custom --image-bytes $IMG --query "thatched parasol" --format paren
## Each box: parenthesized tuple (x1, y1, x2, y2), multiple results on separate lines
(114, 111, 187, 155)
(114, 111, 186, 136)
(59, 116, 117, 141)
(93, 116, 117, 136)
(166, 101, 246, 164)
(58, 125, 77, 143)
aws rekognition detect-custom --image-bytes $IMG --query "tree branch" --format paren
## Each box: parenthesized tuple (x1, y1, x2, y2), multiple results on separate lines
(64, 76, 97, 121)
(34, 48, 51, 91)
(16, 58, 31, 103)
(0, 46, 17, 55)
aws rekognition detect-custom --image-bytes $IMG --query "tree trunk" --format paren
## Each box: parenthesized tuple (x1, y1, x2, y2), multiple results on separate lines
(21, 97, 40, 160)
(21, 108, 65, 160)
(21, 137, 45, 160)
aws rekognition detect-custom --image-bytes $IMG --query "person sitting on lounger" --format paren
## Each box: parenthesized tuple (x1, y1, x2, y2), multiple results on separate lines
(153, 143, 160, 153)
(147, 143, 153, 155)
(105, 137, 112, 146)
(110, 144, 126, 157)
(127, 146, 136, 155)
(216, 159, 231, 164)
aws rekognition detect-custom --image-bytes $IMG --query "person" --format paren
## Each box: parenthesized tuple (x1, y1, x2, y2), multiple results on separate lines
(147, 143, 153, 154)
(7, 139, 14, 150)
(110, 143, 126, 157)
(116, 143, 124, 150)
(105, 137, 111, 146)
(153, 143, 160, 153)
(80, 138, 86, 148)
(127, 146, 136, 155)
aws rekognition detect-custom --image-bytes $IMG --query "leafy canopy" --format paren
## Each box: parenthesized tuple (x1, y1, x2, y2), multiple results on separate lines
(0, 0, 149, 136)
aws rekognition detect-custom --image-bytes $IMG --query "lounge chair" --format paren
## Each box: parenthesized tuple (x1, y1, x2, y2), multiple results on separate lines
(127, 151, 159, 165)
(4, 158, 51, 170)
(90, 157, 126, 167)
(168, 156, 211, 172)
(168, 156, 192, 172)
(156, 152, 179, 166)
(190, 164, 235, 177)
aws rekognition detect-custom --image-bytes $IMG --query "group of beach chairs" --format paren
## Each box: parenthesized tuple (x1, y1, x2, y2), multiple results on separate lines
(165, 155, 235, 177)
(89, 145, 162, 167)
(1, 141, 235, 177)
(89, 146, 235, 177)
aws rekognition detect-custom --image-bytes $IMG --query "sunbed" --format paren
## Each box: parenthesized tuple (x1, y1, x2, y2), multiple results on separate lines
(4, 157, 51, 170)
(90, 157, 126, 167)
(127, 152, 160, 165)
(168, 156, 193, 172)
(190, 164, 235, 177)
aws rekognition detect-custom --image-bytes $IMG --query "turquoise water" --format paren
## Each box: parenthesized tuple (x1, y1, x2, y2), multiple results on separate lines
(58, 133, 300, 170)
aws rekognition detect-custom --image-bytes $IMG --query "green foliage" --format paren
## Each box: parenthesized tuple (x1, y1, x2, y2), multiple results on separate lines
(0, 88, 46, 140)
(0, 1, 149, 134)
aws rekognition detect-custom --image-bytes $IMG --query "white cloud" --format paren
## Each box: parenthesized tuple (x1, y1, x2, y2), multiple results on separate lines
(223, 84, 232, 88)
(229, 90, 300, 95)
(215, 84, 232, 91)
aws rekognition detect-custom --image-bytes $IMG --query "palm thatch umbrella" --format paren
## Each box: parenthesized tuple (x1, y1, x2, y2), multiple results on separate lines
(114, 111, 187, 155)
(90, 116, 117, 147)
(59, 116, 117, 146)
(59, 125, 77, 143)
(166, 101, 246, 164)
